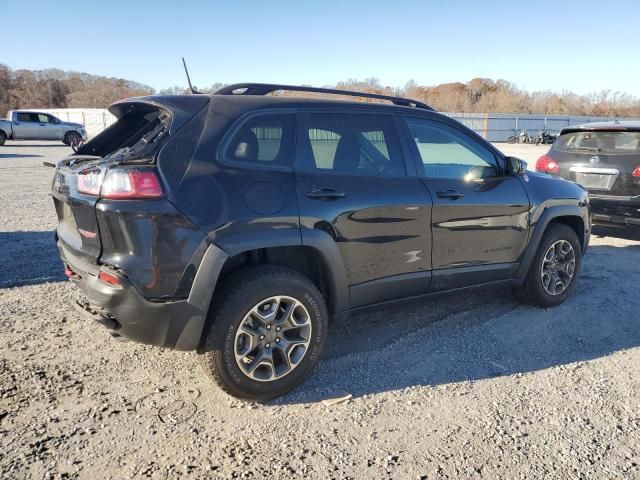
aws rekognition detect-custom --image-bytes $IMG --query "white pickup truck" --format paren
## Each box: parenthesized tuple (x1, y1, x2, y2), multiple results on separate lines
(0, 110, 87, 146)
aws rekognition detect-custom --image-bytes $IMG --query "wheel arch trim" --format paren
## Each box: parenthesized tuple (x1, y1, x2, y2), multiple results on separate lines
(516, 203, 588, 279)
(191, 228, 349, 315)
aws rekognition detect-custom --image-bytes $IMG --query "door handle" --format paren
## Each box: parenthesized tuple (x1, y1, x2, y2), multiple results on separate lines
(436, 189, 464, 200)
(306, 188, 346, 200)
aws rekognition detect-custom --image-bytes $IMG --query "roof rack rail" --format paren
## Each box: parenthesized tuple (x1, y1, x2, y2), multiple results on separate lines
(214, 83, 434, 111)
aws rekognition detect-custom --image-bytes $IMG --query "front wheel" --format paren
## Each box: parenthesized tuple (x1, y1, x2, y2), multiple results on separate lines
(199, 265, 328, 400)
(515, 224, 582, 307)
(63, 131, 82, 147)
(507, 136, 517, 144)
(0, 130, 6, 146)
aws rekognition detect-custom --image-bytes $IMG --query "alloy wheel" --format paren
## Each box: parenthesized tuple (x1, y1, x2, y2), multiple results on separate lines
(540, 240, 576, 295)
(233, 296, 312, 382)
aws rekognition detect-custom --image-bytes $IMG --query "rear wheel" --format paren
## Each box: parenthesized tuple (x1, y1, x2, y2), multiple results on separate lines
(0, 131, 6, 146)
(507, 135, 517, 144)
(516, 224, 581, 307)
(64, 131, 82, 147)
(199, 265, 328, 400)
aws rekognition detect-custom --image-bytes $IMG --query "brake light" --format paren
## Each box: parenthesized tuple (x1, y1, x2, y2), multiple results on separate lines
(98, 271, 121, 286)
(633, 165, 640, 177)
(101, 169, 163, 199)
(77, 168, 104, 195)
(535, 155, 559, 174)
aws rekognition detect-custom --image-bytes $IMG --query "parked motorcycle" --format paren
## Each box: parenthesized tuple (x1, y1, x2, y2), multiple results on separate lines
(507, 129, 534, 144)
(535, 129, 557, 145)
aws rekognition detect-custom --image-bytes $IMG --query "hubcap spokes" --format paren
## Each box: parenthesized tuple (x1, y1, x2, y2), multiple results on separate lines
(540, 240, 576, 295)
(234, 296, 312, 382)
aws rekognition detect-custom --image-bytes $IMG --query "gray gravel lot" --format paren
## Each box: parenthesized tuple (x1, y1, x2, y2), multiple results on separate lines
(1, 141, 639, 479)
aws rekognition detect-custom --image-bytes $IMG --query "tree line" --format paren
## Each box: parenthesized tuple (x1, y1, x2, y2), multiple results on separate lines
(2, 64, 640, 118)
(0, 65, 154, 117)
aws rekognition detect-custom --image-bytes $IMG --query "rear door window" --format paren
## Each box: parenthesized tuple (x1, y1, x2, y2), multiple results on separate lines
(223, 113, 296, 167)
(301, 113, 405, 177)
(16, 113, 35, 122)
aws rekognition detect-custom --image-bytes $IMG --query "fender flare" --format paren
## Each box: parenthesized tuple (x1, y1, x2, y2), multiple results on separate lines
(515, 204, 588, 280)
(190, 228, 349, 315)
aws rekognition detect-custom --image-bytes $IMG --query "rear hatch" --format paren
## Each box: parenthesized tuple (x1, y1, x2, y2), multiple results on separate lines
(550, 129, 640, 197)
(51, 95, 209, 264)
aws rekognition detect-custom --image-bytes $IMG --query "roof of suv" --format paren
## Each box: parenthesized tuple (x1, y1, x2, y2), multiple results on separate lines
(209, 93, 435, 114)
(561, 120, 640, 134)
(214, 83, 434, 110)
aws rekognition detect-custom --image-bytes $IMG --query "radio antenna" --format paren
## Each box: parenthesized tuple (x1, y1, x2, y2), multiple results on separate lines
(182, 57, 201, 94)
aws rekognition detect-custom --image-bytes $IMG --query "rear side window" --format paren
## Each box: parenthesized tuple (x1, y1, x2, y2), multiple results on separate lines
(302, 113, 405, 177)
(224, 113, 295, 167)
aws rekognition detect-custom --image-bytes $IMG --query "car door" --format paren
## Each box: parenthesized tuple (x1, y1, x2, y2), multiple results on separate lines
(35, 113, 59, 140)
(295, 111, 433, 308)
(12, 112, 38, 139)
(401, 116, 530, 291)
(39, 114, 63, 140)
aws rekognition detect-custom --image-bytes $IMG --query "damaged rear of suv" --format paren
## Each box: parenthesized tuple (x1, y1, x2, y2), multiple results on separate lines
(52, 95, 213, 349)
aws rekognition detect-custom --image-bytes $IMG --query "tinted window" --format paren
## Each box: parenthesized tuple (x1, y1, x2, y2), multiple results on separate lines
(16, 113, 34, 122)
(405, 118, 498, 180)
(225, 113, 295, 166)
(555, 131, 640, 153)
(303, 113, 405, 177)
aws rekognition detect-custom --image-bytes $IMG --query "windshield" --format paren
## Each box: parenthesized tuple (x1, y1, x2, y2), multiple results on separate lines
(556, 131, 640, 153)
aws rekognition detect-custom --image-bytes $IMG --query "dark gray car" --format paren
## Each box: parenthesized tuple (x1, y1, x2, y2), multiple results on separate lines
(536, 121, 640, 228)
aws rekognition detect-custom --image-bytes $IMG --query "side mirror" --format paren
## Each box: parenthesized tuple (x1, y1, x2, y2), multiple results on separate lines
(506, 156, 527, 176)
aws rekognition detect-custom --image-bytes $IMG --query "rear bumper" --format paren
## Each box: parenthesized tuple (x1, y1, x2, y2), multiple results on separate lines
(58, 239, 228, 351)
(591, 195, 640, 227)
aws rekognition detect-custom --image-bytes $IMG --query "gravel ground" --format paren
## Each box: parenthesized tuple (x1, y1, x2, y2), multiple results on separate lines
(1, 141, 639, 479)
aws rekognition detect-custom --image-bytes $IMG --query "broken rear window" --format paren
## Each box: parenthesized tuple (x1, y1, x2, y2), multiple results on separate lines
(76, 106, 171, 162)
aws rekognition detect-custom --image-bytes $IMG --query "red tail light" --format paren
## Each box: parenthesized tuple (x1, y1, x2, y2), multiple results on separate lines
(101, 170, 163, 199)
(77, 167, 163, 199)
(633, 165, 640, 177)
(535, 155, 559, 174)
(98, 271, 121, 286)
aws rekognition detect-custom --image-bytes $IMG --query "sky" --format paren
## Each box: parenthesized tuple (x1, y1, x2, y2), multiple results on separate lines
(2, 0, 639, 96)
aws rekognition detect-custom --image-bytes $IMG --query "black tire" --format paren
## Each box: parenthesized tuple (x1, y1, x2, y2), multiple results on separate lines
(0, 130, 6, 146)
(64, 131, 81, 147)
(515, 224, 582, 308)
(507, 136, 517, 144)
(199, 265, 328, 400)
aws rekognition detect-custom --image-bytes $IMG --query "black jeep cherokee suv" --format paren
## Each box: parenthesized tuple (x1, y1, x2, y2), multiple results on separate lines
(52, 84, 590, 399)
